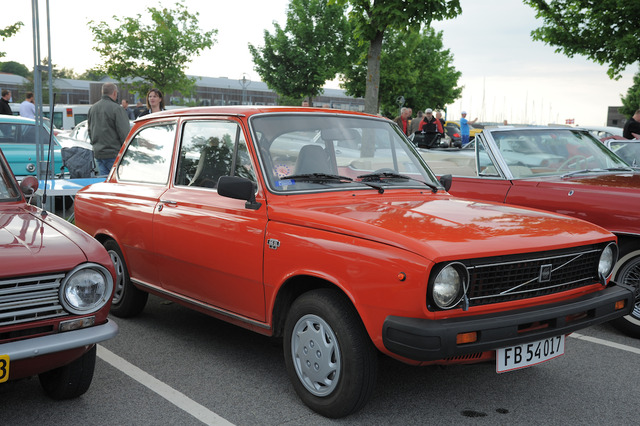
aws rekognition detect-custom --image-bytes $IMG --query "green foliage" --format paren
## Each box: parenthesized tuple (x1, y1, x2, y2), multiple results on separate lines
(524, 0, 640, 80)
(0, 61, 30, 78)
(333, 0, 461, 113)
(88, 0, 216, 99)
(342, 28, 462, 117)
(620, 68, 640, 117)
(77, 67, 106, 81)
(249, 0, 350, 101)
(0, 22, 23, 58)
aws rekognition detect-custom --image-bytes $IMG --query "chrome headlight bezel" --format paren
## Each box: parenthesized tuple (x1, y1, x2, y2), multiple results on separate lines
(598, 242, 618, 281)
(429, 262, 469, 310)
(59, 263, 114, 315)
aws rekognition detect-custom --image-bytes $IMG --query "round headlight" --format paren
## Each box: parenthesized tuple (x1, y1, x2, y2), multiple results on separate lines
(432, 262, 469, 309)
(598, 242, 618, 280)
(60, 264, 114, 315)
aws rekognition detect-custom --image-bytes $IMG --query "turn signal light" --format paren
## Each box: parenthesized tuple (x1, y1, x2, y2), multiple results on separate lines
(615, 300, 627, 311)
(456, 331, 478, 345)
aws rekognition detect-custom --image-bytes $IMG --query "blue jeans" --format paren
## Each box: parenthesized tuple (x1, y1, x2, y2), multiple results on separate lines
(461, 134, 470, 146)
(97, 158, 116, 176)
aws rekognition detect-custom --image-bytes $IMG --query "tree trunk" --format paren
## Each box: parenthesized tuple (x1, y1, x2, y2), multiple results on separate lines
(364, 30, 384, 115)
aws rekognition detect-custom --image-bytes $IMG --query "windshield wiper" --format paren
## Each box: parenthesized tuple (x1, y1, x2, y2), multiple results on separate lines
(604, 167, 634, 172)
(357, 172, 439, 193)
(284, 173, 386, 193)
(562, 167, 633, 178)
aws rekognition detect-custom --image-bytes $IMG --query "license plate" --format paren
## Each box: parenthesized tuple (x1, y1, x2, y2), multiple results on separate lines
(496, 335, 564, 373)
(0, 355, 9, 383)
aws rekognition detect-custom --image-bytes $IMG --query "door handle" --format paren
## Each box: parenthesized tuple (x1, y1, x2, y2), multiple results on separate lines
(158, 199, 177, 211)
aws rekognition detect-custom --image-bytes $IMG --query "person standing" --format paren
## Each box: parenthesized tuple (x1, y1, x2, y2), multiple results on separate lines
(409, 110, 423, 134)
(121, 99, 135, 120)
(460, 111, 478, 146)
(87, 83, 131, 176)
(393, 107, 411, 135)
(137, 88, 166, 117)
(623, 109, 640, 139)
(0, 90, 12, 115)
(19, 92, 36, 118)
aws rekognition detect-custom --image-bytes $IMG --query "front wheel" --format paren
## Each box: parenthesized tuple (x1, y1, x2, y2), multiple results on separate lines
(611, 253, 640, 337)
(283, 289, 377, 418)
(103, 239, 148, 318)
(39, 345, 96, 399)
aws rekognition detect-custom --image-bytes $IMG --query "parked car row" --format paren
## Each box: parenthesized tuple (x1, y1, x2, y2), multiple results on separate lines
(2, 107, 638, 418)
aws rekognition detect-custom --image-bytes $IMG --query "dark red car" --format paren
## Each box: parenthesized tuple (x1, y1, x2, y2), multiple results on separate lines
(423, 126, 640, 337)
(0, 148, 117, 398)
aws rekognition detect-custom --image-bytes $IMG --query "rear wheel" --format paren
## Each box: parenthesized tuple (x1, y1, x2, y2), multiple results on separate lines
(611, 254, 640, 337)
(104, 239, 148, 318)
(283, 289, 377, 418)
(39, 345, 96, 400)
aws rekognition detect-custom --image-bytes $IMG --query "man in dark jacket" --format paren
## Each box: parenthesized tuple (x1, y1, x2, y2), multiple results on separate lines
(88, 83, 131, 175)
(0, 90, 12, 115)
(623, 109, 640, 140)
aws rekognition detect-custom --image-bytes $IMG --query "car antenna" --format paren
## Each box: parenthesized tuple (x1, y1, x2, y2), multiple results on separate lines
(41, 93, 57, 218)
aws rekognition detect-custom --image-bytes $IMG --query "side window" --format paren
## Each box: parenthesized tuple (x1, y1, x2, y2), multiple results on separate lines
(117, 123, 176, 184)
(176, 120, 255, 188)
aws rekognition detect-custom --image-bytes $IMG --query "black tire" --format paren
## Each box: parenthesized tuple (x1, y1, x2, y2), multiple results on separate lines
(611, 254, 640, 337)
(283, 289, 377, 418)
(103, 239, 148, 318)
(39, 345, 96, 400)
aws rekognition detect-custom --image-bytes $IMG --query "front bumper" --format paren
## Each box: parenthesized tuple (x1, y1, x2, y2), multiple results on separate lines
(1, 319, 119, 361)
(383, 284, 634, 362)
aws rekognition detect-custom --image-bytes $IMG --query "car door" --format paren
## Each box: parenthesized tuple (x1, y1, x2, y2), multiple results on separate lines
(152, 118, 268, 321)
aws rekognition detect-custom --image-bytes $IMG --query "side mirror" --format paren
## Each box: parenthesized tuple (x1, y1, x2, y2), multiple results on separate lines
(439, 174, 452, 192)
(217, 176, 261, 210)
(20, 175, 39, 196)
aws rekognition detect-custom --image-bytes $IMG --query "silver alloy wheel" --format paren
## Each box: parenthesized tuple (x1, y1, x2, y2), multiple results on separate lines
(108, 249, 125, 305)
(291, 314, 341, 397)
(620, 257, 640, 318)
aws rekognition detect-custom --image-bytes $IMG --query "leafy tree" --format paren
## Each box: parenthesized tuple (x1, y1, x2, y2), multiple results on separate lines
(77, 67, 106, 81)
(0, 61, 30, 78)
(88, 1, 216, 100)
(620, 68, 640, 117)
(0, 22, 23, 58)
(333, 0, 461, 114)
(524, 0, 640, 79)
(342, 27, 462, 117)
(249, 0, 350, 103)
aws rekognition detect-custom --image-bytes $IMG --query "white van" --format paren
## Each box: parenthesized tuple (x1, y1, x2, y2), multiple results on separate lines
(9, 103, 91, 130)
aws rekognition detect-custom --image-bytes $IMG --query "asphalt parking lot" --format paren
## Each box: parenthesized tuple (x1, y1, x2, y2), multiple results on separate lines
(3, 294, 639, 425)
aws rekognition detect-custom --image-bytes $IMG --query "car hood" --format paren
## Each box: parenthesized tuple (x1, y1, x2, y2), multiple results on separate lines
(0, 205, 89, 278)
(269, 192, 612, 263)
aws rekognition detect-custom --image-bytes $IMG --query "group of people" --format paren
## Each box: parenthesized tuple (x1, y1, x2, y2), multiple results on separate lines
(393, 107, 477, 146)
(87, 83, 165, 175)
(0, 89, 36, 118)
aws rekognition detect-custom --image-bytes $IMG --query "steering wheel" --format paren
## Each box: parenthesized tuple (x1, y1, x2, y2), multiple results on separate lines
(557, 155, 588, 171)
(373, 168, 397, 174)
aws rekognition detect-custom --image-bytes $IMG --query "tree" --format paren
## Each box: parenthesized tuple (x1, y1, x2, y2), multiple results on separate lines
(0, 61, 30, 78)
(77, 67, 106, 81)
(0, 22, 23, 58)
(333, 0, 461, 114)
(249, 0, 350, 103)
(524, 0, 640, 80)
(620, 68, 640, 117)
(88, 1, 216, 99)
(342, 27, 462, 117)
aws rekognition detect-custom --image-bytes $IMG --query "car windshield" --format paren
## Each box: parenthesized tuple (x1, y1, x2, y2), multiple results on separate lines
(486, 128, 631, 177)
(251, 113, 440, 193)
(0, 156, 20, 201)
(608, 141, 640, 167)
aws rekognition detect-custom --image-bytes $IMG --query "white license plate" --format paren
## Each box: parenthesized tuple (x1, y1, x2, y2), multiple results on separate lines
(496, 335, 564, 373)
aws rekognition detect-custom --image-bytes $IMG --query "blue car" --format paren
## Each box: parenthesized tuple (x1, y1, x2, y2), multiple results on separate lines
(0, 115, 93, 178)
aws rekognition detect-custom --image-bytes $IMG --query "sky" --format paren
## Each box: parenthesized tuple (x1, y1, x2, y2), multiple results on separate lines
(2, 0, 637, 126)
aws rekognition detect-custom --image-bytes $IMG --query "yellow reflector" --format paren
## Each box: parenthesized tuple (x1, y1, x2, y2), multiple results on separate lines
(456, 331, 478, 345)
(615, 300, 627, 311)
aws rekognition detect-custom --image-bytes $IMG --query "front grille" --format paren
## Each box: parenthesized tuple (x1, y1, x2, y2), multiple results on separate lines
(0, 273, 68, 328)
(457, 245, 605, 308)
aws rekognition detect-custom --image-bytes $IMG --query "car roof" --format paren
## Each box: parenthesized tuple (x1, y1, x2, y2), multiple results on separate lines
(0, 115, 40, 125)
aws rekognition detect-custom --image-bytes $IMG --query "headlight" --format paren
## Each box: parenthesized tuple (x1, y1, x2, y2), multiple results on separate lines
(60, 263, 114, 315)
(598, 242, 618, 280)
(431, 262, 469, 309)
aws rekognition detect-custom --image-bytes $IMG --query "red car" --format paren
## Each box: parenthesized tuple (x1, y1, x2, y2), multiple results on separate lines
(0, 149, 118, 398)
(423, 126, 640, 337)
(74, 107, 632, 418)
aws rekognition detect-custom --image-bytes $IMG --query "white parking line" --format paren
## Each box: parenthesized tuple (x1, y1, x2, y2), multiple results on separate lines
(97, 345, 235, 426)
(570, 333, 640, 355)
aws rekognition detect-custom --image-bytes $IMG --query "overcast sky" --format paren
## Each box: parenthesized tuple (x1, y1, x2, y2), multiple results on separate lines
(3, 0, 637, 125)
